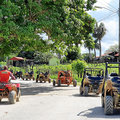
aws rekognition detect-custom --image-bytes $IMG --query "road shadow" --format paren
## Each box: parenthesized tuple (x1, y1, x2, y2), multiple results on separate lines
(77, 107, 120, 118)
(72, 93, 100, 97)
(0, 101, 11, 105)
(20, 83, 74, 96)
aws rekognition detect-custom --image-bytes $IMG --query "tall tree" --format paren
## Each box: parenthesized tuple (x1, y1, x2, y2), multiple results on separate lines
(84, 35, 95, 61)
(94, 39, 99, 58)
(93, 22, 107, 57)
(0, 0, 96, 56)
(66, 46, 81, 61)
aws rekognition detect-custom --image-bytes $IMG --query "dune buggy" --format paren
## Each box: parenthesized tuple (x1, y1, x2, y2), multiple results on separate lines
(53, 70, 77, 87)
(101, 62, 120, 115)
(0, 82, 21, 104)
(23, 71, 35, 80)
(36, 71, 51, 83)
(14, 71, 23, 79)
(80, 68, 104, 96)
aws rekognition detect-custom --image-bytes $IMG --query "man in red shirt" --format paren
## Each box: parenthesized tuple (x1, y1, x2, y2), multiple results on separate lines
(0, 66, 16, 83)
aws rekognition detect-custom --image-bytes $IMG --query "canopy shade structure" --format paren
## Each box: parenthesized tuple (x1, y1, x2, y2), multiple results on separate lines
(9, 57, 24, 61)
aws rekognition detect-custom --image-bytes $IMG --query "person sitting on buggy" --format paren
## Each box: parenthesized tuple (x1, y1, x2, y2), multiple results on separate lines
(0, 66, 16, 83)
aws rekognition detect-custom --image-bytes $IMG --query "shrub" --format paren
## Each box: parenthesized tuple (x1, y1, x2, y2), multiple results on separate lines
(72, 60, 87, 78)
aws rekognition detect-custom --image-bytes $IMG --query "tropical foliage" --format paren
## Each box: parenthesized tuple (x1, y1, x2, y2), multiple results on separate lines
(66, 47, 81, 61)
(84, 35, 95, 60)
(82, 53, 95, 62)
(93, 22, 107, 57)
(0, 0, 96, 56)
(72, 60, 87, 77)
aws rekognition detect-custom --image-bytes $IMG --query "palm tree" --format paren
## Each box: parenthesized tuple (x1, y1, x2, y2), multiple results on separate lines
(84, 36, 95, 61)
(93, 22, 107, 57)
(94, 39, 100, 58)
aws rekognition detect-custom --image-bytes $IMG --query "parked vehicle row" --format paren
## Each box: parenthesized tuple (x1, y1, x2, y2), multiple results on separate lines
(79, 62, 120, 115)
(3, 62, 120, 115)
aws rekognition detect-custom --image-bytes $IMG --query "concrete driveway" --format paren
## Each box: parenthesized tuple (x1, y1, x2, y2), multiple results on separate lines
(0, 80, 119, 120)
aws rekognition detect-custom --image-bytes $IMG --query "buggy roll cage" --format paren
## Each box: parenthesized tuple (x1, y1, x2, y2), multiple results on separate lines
(81, 68, 104, 87)
(83, 68, 104, 78)
(105, 62, 120, 80)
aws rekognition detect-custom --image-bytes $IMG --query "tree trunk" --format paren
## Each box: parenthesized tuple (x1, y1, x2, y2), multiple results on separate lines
(99, 39, 102, 57)
(94, 48, 96, 58)
(80, 73, 82, 78)
(89, 48, 91, 62)
(78, 73, 79, 78)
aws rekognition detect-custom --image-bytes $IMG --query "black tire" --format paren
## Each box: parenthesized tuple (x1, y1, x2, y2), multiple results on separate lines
(101, 96, 104, 108)
(49, 79, 51, 83)
(36, 79, 38, 83)
(73, 80, 77, 87)
(8, 90, 16, 104)
(40, 78, 42, 83)
(84, 86, 88, 96)
(80, 86, 83, 95)
(104, 96, 113, 115)
(53, 80, 56, 86)
(58, 80, 61, 87)
(40, 80, 42, 83)
(16, 90, 21, 102)
(67, 84, 69, 87)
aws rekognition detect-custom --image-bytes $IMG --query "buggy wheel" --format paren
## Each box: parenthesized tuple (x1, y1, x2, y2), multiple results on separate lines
(40, 80, 42, 83)
(16, 90, 21, 102)
(84, 86, 88, 96)
(58, 80, 61, 87)
(36, 79, 38, 83)
(53, 80, 56, 86)
(49, 79, 51, 83)
(80, 86, 83, 95)
(104, 96, 113, 115)
(67, 84, 69, 87)
(40, 78, 42, 83)
(101, 96, 104, 108)
(8, 90, 17, 104)
(22, 77, 24, 80)
(44, 80, 46, 83)
(73, 80, 77, 87)
(0, 97, 2, 102)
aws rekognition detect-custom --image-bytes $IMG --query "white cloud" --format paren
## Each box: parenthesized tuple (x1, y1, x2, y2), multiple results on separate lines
(103, 20, 118, 38)
(101, 41, 118, 52)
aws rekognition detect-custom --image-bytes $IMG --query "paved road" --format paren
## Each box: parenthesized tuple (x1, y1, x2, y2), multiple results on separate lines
(0, 80, 120, 120)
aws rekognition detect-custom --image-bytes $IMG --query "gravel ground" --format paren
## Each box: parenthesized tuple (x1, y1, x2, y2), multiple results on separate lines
(0, 79, 119, 120)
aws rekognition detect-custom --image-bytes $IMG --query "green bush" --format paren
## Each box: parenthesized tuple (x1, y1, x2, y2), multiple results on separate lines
(72, 60, 87, 78)
(0, 61, 6, 66)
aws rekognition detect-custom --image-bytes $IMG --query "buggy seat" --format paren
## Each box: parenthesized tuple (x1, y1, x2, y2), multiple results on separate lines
(88, 76, 103, 81)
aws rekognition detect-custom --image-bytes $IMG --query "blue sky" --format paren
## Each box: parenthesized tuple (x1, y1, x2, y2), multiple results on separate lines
(81, 0, 119, 56)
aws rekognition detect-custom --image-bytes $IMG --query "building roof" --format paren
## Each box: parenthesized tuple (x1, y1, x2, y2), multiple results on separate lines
(115, 53, 119, 57)
(9, 57, 24, 61)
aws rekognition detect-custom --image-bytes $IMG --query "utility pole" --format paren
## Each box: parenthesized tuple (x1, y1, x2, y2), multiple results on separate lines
(118, 0, 120, 75)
